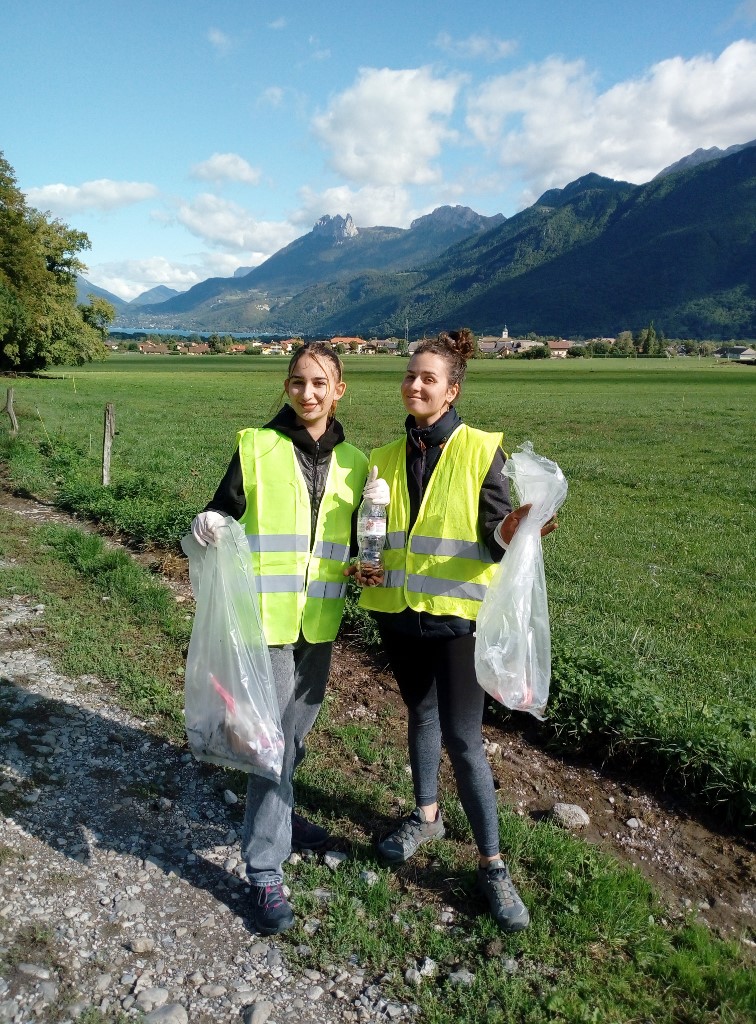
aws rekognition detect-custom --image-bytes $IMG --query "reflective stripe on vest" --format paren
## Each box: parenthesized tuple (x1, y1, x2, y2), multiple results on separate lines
(410, 535, 494, 563)
(406, 574, 488, 602)
(257, 574, 306, 593)
(237, 428, 368, 645)
(313, 540, 351, 561)
(359, 424, 503, 620)
(385, 531, 407, 550)
(247, 534, 309, 553)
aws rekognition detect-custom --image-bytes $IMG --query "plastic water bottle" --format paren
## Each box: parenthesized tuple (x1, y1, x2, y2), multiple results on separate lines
(357, 498, 387, 580)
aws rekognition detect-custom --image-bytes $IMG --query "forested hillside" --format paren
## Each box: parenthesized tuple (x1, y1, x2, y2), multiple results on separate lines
(114, 145, 756, 340)
(269, 148, 756, 339)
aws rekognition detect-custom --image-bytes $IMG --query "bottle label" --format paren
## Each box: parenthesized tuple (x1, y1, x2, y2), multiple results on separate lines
(362, 518, 387, 537)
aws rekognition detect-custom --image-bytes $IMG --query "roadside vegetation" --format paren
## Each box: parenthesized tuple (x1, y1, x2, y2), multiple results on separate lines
(2, 355, 753, 829)
(1, 507, 754, 1023)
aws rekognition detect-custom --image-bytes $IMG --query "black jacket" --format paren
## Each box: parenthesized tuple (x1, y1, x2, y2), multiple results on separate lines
(206, 405, 352, 545)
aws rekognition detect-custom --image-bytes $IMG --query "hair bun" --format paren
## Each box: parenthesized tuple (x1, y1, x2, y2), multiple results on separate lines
(439, 328, 475, 361)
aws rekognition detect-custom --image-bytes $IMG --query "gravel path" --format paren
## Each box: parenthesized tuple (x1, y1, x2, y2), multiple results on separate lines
(0, 592, 413, 1024)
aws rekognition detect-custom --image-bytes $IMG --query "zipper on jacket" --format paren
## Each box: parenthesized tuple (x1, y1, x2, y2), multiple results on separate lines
(309, 440, 321, 548)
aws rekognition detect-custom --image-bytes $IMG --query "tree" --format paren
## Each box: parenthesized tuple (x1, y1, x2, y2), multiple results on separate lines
(521, 344, 549, 359)
(208, 333, 232, 353)
(79, 295, 116, 340)
(615, 331, 635, 356)
(0, 151, 108, 371)
(587, 340, 610, 356)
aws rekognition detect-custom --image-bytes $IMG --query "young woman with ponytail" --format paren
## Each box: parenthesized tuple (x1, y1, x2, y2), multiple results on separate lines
(353, 328, 556, 933)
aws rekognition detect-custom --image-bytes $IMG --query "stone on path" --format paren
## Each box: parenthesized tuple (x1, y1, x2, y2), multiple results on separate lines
(551, 803, 591, 829)
(144, 1006, 189, 1024)
(243, 999, 274, 1024)
(324, 849, 348, 871)
(448, 968, 475, 986)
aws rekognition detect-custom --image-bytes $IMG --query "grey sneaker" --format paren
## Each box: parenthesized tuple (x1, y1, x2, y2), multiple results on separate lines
(377, 807, 445, 864)
(477, 859, 530, 932)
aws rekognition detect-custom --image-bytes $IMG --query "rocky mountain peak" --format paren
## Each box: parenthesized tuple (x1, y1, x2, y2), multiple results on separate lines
(410, 205, 482, 231)
(312, 213, 359, 241)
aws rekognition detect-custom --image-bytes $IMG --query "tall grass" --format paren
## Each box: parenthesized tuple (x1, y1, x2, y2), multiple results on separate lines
(1, 355, 754, 824)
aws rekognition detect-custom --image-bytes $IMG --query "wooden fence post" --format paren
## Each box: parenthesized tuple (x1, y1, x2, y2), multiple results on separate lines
(102, 402, 115, 485)
(4, 388, 18, 436)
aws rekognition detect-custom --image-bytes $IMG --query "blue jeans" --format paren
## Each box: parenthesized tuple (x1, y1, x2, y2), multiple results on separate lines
(241, 635, 332, 887)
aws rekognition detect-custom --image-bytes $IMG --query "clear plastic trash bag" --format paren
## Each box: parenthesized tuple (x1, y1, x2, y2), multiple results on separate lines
(181, 516, 284, 781)
(475, 442, 568, 720)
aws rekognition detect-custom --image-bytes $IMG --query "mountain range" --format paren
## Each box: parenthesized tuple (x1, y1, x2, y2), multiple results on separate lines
(97, 140, 756, 340)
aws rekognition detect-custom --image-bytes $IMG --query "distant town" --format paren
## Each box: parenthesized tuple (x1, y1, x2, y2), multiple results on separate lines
(106, 329, 756, 363)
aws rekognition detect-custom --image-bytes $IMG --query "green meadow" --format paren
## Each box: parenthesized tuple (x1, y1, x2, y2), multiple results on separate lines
(1, 354, 755, 825)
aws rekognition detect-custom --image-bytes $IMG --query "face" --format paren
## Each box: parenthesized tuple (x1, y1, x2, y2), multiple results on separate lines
(401, 352, 459, 427)
(284, 353, 346, 434)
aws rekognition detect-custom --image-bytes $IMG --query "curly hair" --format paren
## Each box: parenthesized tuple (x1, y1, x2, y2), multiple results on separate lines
(412, 328, 475, 391)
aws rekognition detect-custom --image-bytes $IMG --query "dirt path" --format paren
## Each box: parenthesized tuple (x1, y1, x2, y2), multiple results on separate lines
(1, 490, 754, 953)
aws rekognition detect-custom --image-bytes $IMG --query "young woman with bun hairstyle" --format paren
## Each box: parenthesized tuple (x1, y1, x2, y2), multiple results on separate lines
(191, 342, 377, 935)
(353, 328, 556, 933)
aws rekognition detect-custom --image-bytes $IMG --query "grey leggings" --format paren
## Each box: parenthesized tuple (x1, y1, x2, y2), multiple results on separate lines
(379, 629, 500, 857)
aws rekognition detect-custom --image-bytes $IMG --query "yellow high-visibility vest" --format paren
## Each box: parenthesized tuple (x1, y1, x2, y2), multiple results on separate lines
(359, 424, 503, 620)
(237, 428, 368, 644)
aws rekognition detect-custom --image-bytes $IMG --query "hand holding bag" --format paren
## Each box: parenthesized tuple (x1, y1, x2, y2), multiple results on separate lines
(181, 515, 284, 780)
(475, 442, 568, 719)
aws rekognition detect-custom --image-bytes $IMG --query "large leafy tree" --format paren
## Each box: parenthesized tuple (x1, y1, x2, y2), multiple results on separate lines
(0, 152, 112, 371)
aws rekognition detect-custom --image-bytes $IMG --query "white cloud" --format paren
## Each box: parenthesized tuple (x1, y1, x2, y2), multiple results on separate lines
(733, 0, 756, 23)
(175, 193, 298, 253)
(308, 35, 331, 61)
(312, 67, 461, 186)
(259, 86, 285, 108)
(268, 17, 287, 30)
(435, 31, 517, 62)
(86, 252, 268, 302)
(466, 40, 756, 202)
(86, 258, 204, 301)
(208, 27, 232, 54)
(25, 179, 158, 215)
(296, 184, 417, 229)
(190, 153, 262, 185)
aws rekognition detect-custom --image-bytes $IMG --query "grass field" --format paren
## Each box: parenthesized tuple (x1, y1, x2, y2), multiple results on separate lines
(0, 509, 754, 1024)
(1, 354, 755, 824)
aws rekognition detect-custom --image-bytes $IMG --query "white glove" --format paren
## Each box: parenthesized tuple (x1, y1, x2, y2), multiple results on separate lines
(191, 510, 226, 547)
(362, 465, 390, 506)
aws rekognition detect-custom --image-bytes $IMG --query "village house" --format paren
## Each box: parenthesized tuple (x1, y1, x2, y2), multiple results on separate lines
(137, 342, 170, 355)
(548, 340, 574, 358)
(330, 336, 365, 351)
(715, 345, 756, 363)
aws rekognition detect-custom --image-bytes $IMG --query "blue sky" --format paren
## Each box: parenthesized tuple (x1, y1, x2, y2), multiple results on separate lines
(3, 0, 756, 300)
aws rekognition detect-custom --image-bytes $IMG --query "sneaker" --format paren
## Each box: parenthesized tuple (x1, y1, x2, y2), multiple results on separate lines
(291, 811, 330, 852)
(251, 882, 295, 935)
(377, 807, 445, 864)
(477, 859, 530, 933)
